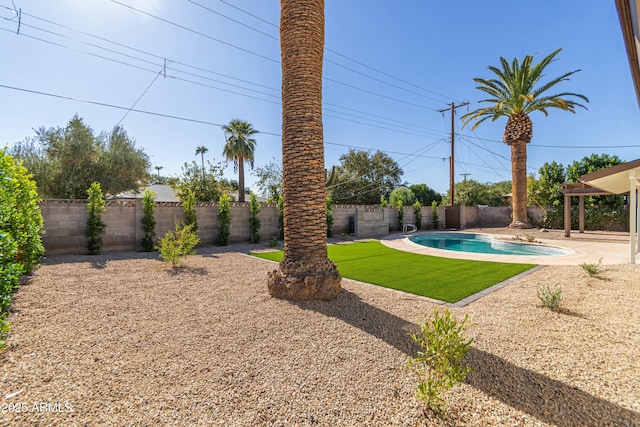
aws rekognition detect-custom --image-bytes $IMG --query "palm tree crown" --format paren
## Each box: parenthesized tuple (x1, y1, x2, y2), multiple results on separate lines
(462, 48, 588, 129)
(222, 119, 258, 202)
(195, 145, 208, 180)
(461, 49, 588, 228)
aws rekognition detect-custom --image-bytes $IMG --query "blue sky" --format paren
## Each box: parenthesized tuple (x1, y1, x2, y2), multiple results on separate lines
(1, 0, 639, 196)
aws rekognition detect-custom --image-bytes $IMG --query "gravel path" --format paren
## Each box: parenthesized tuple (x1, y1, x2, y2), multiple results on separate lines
(1, 242, 639, 426)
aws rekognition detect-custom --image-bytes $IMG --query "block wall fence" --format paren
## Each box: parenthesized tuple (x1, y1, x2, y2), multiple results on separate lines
(39, 200, 544, 254)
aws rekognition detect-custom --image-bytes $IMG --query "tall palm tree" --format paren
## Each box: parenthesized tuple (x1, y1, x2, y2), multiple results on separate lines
(222, 119, 257, 203)
(462, 48, 588, 228)
(154, 165, 163, 180)
(267, 0, 341, 300)
(195, 145, 208, 181)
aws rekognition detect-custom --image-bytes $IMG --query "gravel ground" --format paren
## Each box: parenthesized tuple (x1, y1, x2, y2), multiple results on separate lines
(1, 239, 639, 426)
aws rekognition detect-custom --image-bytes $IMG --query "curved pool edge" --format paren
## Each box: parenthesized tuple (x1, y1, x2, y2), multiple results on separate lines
(380, 231, 630, 265)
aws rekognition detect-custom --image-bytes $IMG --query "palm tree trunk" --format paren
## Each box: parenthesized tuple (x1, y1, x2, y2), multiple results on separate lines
(267, 0, 341, 300)
(509, 140, 531, 228)
(238, 156, 245, 202)
(201, 154, 205, 182)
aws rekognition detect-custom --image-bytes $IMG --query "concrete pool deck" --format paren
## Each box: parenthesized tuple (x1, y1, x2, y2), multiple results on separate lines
(380, 228, 634, 265)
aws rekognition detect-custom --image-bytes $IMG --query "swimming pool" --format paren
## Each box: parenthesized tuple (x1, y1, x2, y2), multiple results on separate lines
(409, 232, 573, 256)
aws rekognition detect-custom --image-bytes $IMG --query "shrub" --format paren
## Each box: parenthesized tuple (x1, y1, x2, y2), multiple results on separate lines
(380, 196, 388, 207)
(277, 194, 284, 240)
(396, 199, 404, 231)
(413, 201, 422, 230)
(217, 193, 232, 246)
(181, 188, 198, 233)
(581, 258, 603, 277)
(326, 196, 334, 238)
(431, 201, 439, 229)
(0, 149, 44, 274)
(249, 193, 261, 243)
(1, 150, 43, 349)
(86, 182, 106, 255)
(537, 283, 564, 310)
(157, 222, 199, 267)
(268, 236, 279, 248)
(406, 308, 473, 418)
(140, 189, 157, 251)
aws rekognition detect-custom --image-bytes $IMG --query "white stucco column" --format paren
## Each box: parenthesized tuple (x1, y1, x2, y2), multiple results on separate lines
(630, 170, 638, 264)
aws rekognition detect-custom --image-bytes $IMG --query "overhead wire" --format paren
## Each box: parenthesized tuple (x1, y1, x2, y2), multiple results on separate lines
(0, 9, 452, 140)
(203, 0, 459, 103)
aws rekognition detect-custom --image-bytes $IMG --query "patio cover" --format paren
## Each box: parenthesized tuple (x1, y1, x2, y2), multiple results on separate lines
(580, 159, 640, 263)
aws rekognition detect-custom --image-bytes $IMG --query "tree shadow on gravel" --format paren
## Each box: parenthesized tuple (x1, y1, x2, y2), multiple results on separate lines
(293, 289, 640, 426)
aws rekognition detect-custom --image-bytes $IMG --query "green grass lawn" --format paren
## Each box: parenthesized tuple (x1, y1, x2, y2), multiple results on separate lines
(252, 241, 536, 303)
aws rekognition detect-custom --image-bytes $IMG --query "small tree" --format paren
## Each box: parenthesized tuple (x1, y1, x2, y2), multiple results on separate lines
(413, 201, 422, 230)
(396, 199, 404, 231)
(181, 188, 198, 233)
(217, 193, 232, 246)
(86, 182, 106, 255)
(1, 150, 44, 349)
(157, 222, 199, 267)
(431, 201, 439, 230)
(141, 189, 157, 251)
(406, 308, 474, 418)
(326, 196, 334, 238)
(277, 194, 284, 240)
(249, 192, 261, 243)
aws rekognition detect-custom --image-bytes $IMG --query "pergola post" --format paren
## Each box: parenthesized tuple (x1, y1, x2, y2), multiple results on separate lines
(630, 171, 638, 264)
(579, 195, 585, 233)
(564, 194, 571, 237)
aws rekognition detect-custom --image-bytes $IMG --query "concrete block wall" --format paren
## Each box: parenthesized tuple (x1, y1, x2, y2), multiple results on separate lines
(355, 207, 389, 237)
(37, 201, 552, 255)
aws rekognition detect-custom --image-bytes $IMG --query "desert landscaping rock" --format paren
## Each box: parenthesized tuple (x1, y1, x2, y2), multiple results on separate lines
(1, 240, 639, 426)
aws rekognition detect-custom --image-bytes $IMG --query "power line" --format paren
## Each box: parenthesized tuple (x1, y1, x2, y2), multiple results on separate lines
(186, 0, 453, 103)
(110, 0, 279, 64)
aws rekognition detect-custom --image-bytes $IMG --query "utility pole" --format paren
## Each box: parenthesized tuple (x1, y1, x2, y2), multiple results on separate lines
(460, 173, 471, 182)
(438, 101, 469, 206)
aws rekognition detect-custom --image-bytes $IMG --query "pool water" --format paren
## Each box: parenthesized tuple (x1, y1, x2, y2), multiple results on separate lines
(409, 232, 573, 256)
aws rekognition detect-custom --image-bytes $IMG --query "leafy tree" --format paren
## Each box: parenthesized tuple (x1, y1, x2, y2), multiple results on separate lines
(181, 188, 198, 233)
(171, 160, 229, 203)
(396, 199, 404, 230)
(413, 201, 422, 230)
(222, 119, 258, 203)
(253, 158, 282, 203)
(462, 49, 588, 228)
(195, 146, 209, 181)
(326, 196, 334, 238)
(449, 180, 510, 206)
(249, 192, 261, 243)
(277, 194, 284, 240)
(10, 116, 150, 198)
(389, 186, 415, 206)
(528, 161, 566, 210)
(98, 126, 151, 196)
(409, 184, 442, 206)
(566, 154, 625, 208)
(86, 182, 106, 255)
(217, 193, 232, 246)
(0, 150, 44, 306)
(329, 149, 403, 205)
(140, 189, 157, 251)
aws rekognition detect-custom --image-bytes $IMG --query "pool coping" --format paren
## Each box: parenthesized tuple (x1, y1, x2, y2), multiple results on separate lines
(380, 231, 631, 265)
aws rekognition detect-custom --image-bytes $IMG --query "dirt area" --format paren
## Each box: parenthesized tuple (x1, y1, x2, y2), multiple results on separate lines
(1, 241, 639, 426)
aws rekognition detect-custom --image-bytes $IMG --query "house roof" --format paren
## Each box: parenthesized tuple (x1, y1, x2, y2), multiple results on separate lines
(115, 184, 180, 202)
(616, 0, 640, 107)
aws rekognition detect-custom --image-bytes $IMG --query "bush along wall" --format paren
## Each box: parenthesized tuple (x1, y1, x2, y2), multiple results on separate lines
(0, 149, 44, 349)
